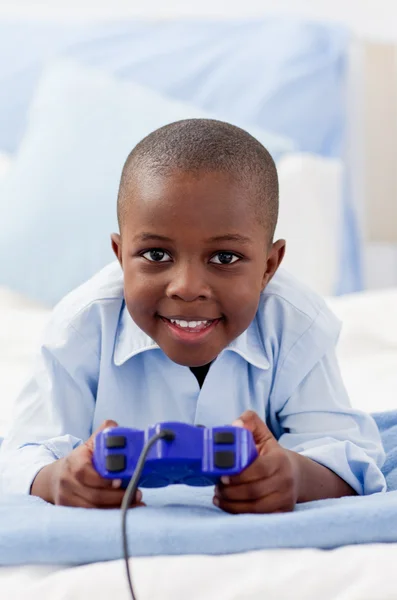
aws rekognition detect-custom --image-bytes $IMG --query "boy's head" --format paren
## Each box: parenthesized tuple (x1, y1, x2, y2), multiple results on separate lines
(112, 119, 285, 367)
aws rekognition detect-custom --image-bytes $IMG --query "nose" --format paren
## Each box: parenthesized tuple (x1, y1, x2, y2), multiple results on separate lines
(166, 261, 211, 302)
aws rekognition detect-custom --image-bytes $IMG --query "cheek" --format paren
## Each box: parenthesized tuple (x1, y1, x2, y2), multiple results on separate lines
(123, 271, 161, 316)
(221, 279, 263, 325)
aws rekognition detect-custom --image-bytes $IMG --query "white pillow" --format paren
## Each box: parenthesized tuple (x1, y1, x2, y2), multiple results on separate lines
(276, 153, 342, 297)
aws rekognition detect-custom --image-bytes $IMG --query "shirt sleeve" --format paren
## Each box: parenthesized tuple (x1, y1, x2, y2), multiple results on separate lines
(0, 315, 99, 496)
(273, 323, 386, 495)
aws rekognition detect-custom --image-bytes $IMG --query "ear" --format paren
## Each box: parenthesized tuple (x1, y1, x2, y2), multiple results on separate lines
(111, 233, 123, 267)
(261, 239, 286, 290)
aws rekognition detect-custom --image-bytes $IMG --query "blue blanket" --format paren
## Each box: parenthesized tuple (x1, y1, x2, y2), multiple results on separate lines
(0, 411, 396, 566)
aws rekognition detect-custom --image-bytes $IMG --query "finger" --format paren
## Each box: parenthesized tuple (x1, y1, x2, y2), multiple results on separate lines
(222, 454, 278, 486)
(233, 410, 276, 448)
(56, 489, 97, 508)
(75, 459, 121, 489)
(77, 485, 143, 508)
(213, 491, 291, 515)
(73, 487, 146, 509)
(129, 501, 147, 509)
(72, 445, 122, 489)
(85, 419, 119, 451)
(66, 461, 143, 507)
(215, 477, 279, 503)
(58, 488, 145, 509)
(83, 471, 124, 490)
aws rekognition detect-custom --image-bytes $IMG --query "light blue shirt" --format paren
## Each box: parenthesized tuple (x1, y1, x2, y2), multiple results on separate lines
(0, 262, 386, 496)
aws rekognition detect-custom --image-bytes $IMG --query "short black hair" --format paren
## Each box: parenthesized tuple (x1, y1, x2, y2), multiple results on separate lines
(117, 118, 279, 241)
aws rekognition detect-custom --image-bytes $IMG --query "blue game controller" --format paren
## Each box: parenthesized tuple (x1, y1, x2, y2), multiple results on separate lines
(93, 422, 258, 488)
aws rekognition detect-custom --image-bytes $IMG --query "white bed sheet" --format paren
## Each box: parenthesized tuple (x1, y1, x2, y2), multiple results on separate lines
(1, 545, 397, 600)
(0, 285, 396, 599)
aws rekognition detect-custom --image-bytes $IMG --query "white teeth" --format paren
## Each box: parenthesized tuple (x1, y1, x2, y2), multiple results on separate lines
(169, 318, 210, 329)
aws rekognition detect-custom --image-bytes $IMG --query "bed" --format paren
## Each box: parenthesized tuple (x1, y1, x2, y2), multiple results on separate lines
(2, 544, 397, 599)
(0, 283, 396, 600)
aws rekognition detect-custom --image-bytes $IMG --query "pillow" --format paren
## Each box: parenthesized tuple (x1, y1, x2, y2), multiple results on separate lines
(0, 59, 294, 306)
(66, 18, 349, 158)
(0, 19, 98, 154)
(0, 18, 349, 157)
(276, 153, 343, 296)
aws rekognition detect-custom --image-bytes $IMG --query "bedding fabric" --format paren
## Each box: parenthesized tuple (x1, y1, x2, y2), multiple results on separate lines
(0, 18, 348, 158)
(0, 152, 11, 178)
(326, 288, 397, 413)
(2, 544, 397, 600)
(0, 411, 396, 566)
(0, 288, 48, 438)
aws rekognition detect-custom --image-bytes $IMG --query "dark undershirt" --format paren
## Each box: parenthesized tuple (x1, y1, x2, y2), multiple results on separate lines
(189, 363, 212, 388)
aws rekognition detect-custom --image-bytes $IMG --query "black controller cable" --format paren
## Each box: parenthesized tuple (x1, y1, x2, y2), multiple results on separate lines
(121, 429, 176, 600)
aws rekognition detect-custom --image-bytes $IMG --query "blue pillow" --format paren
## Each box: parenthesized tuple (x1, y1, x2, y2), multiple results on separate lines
(0, 19, 100, 154)
(0, 18, 349, 158)
(0, 60, 294, 306)
(68, 18, 349, 158)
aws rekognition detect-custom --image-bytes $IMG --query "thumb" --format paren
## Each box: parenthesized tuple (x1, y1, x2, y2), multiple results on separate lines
(85, 419, 119, 451)
(232, 410, 276, 449)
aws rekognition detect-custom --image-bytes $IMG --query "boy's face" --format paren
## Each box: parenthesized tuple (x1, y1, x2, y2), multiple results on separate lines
(112, 170, 285, 367)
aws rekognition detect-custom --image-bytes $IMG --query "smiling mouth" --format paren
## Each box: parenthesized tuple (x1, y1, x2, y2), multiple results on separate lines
(161, 316, 218, 331)
(159, 315, 222, 336)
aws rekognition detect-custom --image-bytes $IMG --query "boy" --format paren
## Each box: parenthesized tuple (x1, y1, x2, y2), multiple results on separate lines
(0, 119, 386, 513)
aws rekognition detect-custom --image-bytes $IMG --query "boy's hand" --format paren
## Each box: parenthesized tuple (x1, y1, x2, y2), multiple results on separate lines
(213, 411, 299, 514)
(31, 420, 144, 509)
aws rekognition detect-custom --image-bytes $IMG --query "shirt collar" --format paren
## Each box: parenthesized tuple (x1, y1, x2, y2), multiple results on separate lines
(113, 303, 269, 370)
(113, 303, 159, 366)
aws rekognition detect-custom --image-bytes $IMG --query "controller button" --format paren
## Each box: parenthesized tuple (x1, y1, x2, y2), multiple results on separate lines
(214, 450, 235, 469)
(105, 435, 127, 449)
(106, 454, 126, 473)
(214, 432, 235, 445)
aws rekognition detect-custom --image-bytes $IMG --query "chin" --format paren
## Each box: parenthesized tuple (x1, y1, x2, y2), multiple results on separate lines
(164, 348, 215, 368)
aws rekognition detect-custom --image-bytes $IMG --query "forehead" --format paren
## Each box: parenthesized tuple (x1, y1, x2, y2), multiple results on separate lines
(122, 169, 261, 236)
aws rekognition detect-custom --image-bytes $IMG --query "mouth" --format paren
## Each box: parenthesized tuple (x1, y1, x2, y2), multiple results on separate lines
(159, 315, 223, 343)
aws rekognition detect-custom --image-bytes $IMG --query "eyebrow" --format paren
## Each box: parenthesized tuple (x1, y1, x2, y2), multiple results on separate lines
(135, 233, 252, 244)
(207, 234, 252, 244)
(136, 233, 173, 243)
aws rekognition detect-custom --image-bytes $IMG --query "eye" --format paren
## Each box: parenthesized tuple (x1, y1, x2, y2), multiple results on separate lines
(210, 252, 240, 265)
(142, 249, 172, 263)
